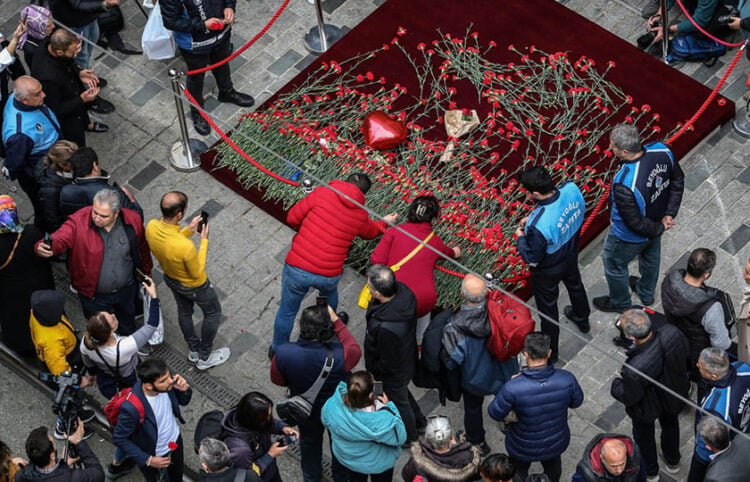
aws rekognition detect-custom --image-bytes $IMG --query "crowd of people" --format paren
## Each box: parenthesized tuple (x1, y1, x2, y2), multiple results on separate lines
(0, 0, 749, 481)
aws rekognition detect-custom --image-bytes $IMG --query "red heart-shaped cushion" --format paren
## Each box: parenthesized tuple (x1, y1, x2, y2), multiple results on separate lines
(362, 111, 407, 150)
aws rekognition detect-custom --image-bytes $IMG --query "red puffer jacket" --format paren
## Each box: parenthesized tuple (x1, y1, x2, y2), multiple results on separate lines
(35, 206, 152, 298)
(285, 180, 386, 277)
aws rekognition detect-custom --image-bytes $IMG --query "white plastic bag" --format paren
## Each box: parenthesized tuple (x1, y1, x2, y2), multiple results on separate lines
(141, 4, 175, 60)
(141, 286, 164, 345)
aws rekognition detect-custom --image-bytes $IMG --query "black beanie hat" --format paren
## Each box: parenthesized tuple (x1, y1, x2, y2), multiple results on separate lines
(30, 290, 66, 327)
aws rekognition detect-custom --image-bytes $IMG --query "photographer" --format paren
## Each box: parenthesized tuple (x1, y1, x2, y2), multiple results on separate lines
(646, 0, 734, 43)
(16, 420, 104, 482)
(727, 0, 750, 38)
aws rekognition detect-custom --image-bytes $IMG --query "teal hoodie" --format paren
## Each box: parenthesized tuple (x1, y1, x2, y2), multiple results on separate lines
(321, 381, 406, 474)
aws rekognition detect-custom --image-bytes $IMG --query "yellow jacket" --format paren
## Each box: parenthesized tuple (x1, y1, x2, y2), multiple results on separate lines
(29, 312, 77, 375)
(146, 219, 208, 287)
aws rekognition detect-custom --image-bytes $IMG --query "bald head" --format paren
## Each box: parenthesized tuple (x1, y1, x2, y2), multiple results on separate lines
(601, 439, 628, 476)
(160, 191, 188, 220)
(13, 76, 45, 107)
(461, 274, 488, 304)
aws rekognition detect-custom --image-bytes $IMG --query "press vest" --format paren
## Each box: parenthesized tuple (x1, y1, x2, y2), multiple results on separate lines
(525, 182, 585, 254)
(2, 97, 60, 156)
(610, 142, 675, 243)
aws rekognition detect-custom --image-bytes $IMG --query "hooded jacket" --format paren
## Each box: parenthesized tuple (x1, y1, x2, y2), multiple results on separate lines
(284, 180, 386, 277)
(442, 301, 518, 396)
(610, 324, 690, 423)
(219, 408, 286, 481)
(401, 436, 481, 482)
(572, 433, 646, 482)
(364, 282, 417, 385)
(661, 269, 730, 366)
(487, 364, 583, 462)
(29, 290, 78, 375)
(321, 381, 406, 474)
(15, 439, 103, 482)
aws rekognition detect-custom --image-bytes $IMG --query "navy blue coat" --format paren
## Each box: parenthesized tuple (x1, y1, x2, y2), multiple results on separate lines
(112, 381, 192, 467)
(488, 364, 583, 461)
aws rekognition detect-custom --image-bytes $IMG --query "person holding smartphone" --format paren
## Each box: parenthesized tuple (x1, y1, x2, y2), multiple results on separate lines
(146, 191, 230, 371)
(322, 371, 406, 481)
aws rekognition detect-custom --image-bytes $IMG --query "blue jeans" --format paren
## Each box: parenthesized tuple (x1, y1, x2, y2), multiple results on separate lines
(163, 275, 222, 359)
(299, 414, 348, 482)
(602, 232, 661, 309)
(76, 21, 100, 70)
(272, 264, 342, 349)
(79, 281, 138, 335)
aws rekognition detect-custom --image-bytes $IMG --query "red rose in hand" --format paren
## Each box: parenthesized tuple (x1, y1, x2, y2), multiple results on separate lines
(168, 442, 178, 452)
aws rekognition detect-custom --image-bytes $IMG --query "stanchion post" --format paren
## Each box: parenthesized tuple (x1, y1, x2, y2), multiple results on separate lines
(168, 69, 204, 172)
(304, 0, 343, 54)
(659, 0, 669, 64)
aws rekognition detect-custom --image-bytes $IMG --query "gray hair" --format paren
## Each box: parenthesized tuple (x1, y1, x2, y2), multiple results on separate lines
(366, 264, 396, 298)
(460, 274, 488, 303)
(424, 415, 453, 450)
(93, 188, 121, 214)
(13, 76, 39, 101)
(699, 347, 730, 378)
(620, 309, 651, 340)
(697, 416, 730, 451)
(198, 438, 231, 473)
(610, 123, 642, 153)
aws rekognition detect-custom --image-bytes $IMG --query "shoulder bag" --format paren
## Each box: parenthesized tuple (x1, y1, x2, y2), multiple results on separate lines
(358, 231, 434, 309)
(276, 347, 333, 426)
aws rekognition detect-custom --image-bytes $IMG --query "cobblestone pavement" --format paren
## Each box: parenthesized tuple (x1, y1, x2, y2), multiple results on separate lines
(0, 0, 748, 479)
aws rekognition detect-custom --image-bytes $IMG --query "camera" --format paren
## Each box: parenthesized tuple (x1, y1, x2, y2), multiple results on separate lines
(279, 434, 298, 446)
(718, 6, 740, 25)
(40, 370, 87, 434)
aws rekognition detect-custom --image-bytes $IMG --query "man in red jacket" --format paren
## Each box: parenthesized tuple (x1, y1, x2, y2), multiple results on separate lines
(270, 173, 396, 355)
(35, 188, 152, 335)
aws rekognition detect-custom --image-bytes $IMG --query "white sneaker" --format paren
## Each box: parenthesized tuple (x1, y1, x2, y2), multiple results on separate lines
(665, 463, 680, 474)
(646, 475, 660, 482)
(196, 348, 230, 370)
(187, 351, 199, 364)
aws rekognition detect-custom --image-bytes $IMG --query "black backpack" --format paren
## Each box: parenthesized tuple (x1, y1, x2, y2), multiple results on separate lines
(194, 409, 224, 454)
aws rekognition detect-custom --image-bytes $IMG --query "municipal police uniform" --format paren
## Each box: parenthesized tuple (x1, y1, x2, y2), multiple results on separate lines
(517, 181, 590, 362)
(603, 142, 684, 310)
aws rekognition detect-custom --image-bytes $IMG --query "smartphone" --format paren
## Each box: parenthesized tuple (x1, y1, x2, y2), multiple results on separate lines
(43, 233, 53, 249)
(316, 296, 328, 307)
(279, 434, 297, 446)
(373, 381, 383, 398)
(135, 268, 151, 286)
(197, 210, 209, 233)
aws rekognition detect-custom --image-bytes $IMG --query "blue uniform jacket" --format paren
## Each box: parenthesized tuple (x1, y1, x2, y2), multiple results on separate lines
(610, 142, 684, 243)
(518, 182, 584, 269)
(2, 97, 60, 178)
(112, 380, 193, 467)
(488, 364, 583, 462)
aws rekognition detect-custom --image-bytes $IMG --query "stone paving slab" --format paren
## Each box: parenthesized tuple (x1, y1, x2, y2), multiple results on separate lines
(0, 0, 748, 479)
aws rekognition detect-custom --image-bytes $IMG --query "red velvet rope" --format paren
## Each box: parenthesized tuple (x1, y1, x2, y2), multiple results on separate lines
(673, 0, 746, 48)
(666, 46, 744, 144)
(185, 0, 291, 76)
(182, 87, 301, 186)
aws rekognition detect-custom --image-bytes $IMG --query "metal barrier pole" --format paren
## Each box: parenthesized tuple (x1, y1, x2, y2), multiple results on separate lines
(659, 0, 669, 63)
(169, 69, 204, 172)
(304, 0, 343, 54)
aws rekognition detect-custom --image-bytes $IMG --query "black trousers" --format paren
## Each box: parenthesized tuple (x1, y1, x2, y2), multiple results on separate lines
(139, 435, 184, 482)
(382, 380, 425, 442)
(513, 456, 562, 482)
(530, 255, 590, 361)
(632, 413, 680, 477)
(179, 35, 234, 114)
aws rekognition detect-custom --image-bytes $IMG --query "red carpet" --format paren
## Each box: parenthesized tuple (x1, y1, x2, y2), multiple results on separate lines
(202, 0, 733, 296)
